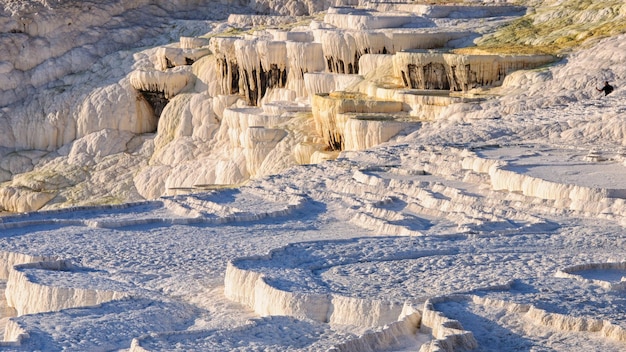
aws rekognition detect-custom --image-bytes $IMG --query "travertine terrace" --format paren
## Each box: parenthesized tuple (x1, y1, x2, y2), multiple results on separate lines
(0, 0, 556, 213)
(1, 0, 626, 351)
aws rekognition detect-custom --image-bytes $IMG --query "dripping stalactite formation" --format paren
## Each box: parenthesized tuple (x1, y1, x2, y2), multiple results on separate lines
(240, 63, 288, 106)
(394, 52, 555, 92)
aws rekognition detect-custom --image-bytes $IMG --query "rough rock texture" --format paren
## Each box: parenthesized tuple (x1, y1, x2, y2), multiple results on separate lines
(1, 1, 626, 349)
(312, 92, 403, 150)
(0, 0, 566, 213)
(5, 260, 129, 316)
(393, 51, 555, 91)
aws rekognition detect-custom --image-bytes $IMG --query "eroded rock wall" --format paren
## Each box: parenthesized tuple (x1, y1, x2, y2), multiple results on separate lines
(394, 52, 555, 91)
(312, 92, 403, 150)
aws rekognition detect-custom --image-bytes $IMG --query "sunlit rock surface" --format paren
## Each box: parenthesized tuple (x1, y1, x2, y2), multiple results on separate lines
(342, 114, 413, 151)
(2, 0, 626, 350)
(129, 68, 194, 99)
(393, 51, 555, 91)
(5, 260, 129, 316)
(1, 0, 556, 212)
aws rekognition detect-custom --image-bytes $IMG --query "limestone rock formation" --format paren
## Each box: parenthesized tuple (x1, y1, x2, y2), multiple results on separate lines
(393, 51, 555, 91)
(2, 1, 626, 351)
(0, 187, 56, 213)
(0, 0, 561, 212)
(312, 92, 404, 150)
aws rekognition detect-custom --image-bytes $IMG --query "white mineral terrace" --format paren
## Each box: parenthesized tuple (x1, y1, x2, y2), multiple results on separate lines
(1, 0, 626, 350)
(2, 139, 626, 350)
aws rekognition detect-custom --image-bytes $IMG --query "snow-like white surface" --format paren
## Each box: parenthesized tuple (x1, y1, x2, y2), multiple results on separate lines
(0, 0, 534, 212)
(1, 0, 626, 351)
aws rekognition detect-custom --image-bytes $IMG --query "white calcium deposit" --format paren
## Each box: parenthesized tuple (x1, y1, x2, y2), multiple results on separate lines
(1, 0, 626, 351)
(3, 0, 508, 212)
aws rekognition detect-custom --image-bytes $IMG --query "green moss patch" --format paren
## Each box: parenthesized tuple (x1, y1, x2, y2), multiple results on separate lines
(473, 0, 626, 55)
